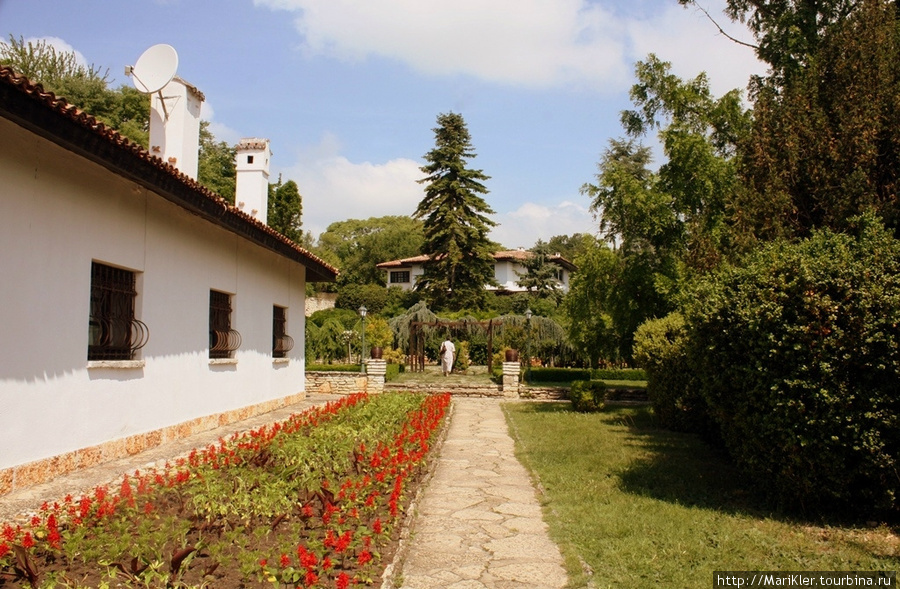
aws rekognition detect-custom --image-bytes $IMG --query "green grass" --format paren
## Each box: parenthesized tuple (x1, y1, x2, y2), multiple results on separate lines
(503, 403, 900, 589)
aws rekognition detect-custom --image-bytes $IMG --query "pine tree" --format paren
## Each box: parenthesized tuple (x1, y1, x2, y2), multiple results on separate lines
(414, 112, 497, 310)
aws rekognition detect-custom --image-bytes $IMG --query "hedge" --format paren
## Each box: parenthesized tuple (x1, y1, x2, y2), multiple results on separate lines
(528, 368, 591, 383)
(590, 368, 647, 381)
(685, 214, 900, 513)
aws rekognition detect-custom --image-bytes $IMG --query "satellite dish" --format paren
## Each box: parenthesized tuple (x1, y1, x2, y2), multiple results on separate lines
(129, 44, 178, 94)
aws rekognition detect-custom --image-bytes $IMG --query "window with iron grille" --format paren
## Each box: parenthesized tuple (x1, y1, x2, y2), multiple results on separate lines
(272, 305, 294, 358)
(209, 290, 240, 359)
(390, 270, 411, 284)
(88, 262, 148, 361)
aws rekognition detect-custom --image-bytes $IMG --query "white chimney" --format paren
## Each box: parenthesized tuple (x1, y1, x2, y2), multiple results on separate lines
(148, 76, 204, 179)
(235, 138, 271, 224)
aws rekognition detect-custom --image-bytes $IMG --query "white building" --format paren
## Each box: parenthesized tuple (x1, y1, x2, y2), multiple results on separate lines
(0, 64, 337, 495)
(376, 249, 575, 293)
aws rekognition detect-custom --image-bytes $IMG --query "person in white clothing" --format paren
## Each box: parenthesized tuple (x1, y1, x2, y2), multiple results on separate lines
(439, 338, 456, 376)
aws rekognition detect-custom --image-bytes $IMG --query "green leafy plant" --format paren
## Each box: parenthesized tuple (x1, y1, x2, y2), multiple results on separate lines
(569, 380, 607, 412)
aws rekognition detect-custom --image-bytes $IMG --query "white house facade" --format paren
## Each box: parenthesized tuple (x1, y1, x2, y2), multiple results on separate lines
(0, 65, 337, 494)
(376, 249, 575, 293)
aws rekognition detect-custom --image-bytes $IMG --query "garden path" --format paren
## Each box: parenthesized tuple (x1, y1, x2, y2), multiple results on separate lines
(390, 398, 568, 589)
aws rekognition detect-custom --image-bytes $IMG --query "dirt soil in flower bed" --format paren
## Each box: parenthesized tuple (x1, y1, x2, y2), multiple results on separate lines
(0, 392, 450, 589)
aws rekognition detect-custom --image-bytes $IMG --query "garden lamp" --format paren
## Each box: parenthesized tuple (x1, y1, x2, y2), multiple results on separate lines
(358, 305, 367, 374)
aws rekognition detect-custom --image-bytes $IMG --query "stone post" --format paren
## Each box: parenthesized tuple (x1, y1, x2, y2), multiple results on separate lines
(365, 359, 387, 393)
(501, 361, 521, 398)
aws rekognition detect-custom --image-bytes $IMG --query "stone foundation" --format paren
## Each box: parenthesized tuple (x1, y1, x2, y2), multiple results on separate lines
(0, 391, 307, 498)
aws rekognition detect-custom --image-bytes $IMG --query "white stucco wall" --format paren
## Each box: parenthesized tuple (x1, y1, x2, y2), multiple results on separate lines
(0, 117, 307, 471)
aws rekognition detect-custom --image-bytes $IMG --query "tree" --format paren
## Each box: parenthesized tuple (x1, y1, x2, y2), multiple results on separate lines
(736, 0, 900, 240)
(563, 238, 620, 365)
(516, 243, 562, 302)
(414, 112, 497, 311)
(542, 234, 591, 263)
(316, 216, 424, 289)
(679, 0, 859, 85)
(197, 121, 236, 203)
(268, 178, 303, 242)
(0, 35, 149, 147)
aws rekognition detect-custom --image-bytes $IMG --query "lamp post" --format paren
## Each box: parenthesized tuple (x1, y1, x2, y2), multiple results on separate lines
(524, 309, 532, 384)
(358, 305, 367, 374)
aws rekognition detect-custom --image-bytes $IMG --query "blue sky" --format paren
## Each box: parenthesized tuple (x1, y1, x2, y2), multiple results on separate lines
(0, 0, 764, 249)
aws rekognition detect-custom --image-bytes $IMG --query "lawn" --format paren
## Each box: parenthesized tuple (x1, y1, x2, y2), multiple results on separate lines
(503, 402, 900, 589)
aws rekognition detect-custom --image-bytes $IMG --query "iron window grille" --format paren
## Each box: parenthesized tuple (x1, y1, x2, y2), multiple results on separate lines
(209, 290, 241, 359)
(88, 262, 149, 361)
(272, 305, 294, 358)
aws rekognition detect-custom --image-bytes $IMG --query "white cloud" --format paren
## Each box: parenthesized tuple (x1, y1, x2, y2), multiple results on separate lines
(256, 0, 631, 90)
(490, 200, 596, 250)
(255, 0, 765, 93)
(278, 133, 424, 237)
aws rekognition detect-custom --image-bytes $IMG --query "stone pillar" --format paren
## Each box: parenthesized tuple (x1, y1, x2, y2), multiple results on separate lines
(366, 359, 387, 393)
(501, 361, 521, 398)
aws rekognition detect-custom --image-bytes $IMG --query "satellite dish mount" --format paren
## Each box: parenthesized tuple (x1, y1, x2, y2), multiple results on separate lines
(127, 44, 179, 119)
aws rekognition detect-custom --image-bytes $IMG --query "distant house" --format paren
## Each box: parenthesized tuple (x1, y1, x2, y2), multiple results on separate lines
(0, 64, 337, 494)
(376, 249, 575, 293)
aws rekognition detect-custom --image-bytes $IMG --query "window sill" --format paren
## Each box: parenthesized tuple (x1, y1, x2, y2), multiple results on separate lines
(209, 358, 238, 366)
(87, 360, 145, 369)
(273, 358, 290, 365)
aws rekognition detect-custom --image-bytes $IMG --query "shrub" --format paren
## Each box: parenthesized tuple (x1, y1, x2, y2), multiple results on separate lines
(686, 214, 900, 513)
(385, 362, 401, 381)
(306, 363, 362, 372)
(633, 314, 713, 436)
(569, 380, 607, 412)
(529, 368, 591, 383)
(590, 368, 647, 381)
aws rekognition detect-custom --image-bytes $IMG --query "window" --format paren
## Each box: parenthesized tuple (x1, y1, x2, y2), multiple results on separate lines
(390, 270, 411, 284)
(88, 262, 148, 361)
(247, 155, 254, 164)
(272, 306, 294, 358)
(209, 290, 241, 359)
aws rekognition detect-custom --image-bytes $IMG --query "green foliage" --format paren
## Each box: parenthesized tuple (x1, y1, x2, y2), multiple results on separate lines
(308, 308, 360, 329)
(267, 179, 302, 242)
(336, 283, 391, 315)
(305, 363, 362, 372)
(632, 313, 713, 436)
(685, 214, 900, 512)
(317, 216, 424, 286)
(415, 112, 498, 311)
(0, 35, 150, 147)
(197, 121, 236, 202)
(365, 316, 394, 350)
(590, 368, 647, 381)
(529, 368, 591, 383)
(569, 380, 607, 412)
(517, 243, 562, 301)
(737, 0, 900, 240)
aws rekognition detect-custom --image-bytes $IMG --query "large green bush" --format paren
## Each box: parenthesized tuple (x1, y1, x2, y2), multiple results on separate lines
(686, 215, 900, 512)
(633, 313, 713, 435)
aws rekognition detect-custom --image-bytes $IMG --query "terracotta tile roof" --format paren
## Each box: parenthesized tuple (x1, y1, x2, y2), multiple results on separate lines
(0, 65, 337, 282)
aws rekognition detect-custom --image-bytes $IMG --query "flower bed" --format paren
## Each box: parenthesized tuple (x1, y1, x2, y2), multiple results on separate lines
(0, 392, 451, 588)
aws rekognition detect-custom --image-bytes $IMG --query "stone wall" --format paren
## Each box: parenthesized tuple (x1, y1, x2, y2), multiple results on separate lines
(305, 360, 388, 395)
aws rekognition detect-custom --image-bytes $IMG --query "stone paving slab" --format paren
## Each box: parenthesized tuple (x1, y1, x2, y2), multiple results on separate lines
(394, 398, 568, 589)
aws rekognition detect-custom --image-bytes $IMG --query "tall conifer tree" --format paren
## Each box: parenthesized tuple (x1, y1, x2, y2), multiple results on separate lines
(415, 112, 497, 310)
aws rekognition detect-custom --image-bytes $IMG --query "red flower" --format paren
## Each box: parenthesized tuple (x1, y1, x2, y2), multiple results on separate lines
(357, 550, 372, 566)
(336, 572, 351, 589)
(280, 553, 291, 568)
(305, 570, 318, 586)
(259, 558, 267, 567)
(0, 542, 10, 559)
(22, 532, 34, 549)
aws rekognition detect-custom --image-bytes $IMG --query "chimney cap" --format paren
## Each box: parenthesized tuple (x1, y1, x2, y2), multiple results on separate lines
(237, 137, 270, 151)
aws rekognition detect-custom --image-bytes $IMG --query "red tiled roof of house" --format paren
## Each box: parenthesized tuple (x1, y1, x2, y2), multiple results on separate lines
(377, 250, 576, 271)
(0, 65, 338, 282)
